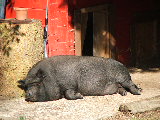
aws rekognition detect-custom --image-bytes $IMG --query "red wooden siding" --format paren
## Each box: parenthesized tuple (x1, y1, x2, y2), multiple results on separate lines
(48, 0, 75, 57)
(11, 0, 47, 9)
(6, 0, 47, 27)
(113, 0, 154, 65)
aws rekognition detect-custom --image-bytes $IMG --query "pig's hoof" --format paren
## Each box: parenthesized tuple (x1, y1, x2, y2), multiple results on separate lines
(121, 90, 127, 96)
(75, 93, 83, 99)
(136, 88, 142, 95)
(130, 85, 142, 95)
(65, 89, 83, 100)
(118, 88, 127, 96)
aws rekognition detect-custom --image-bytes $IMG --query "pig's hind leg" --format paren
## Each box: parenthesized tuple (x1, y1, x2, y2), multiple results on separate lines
(117, 84, 127, 96)
(103, 83, 118, 95)
(120, 79, 142, 95)
(65, 89, 83, 100)
(103, 83, 127, 96)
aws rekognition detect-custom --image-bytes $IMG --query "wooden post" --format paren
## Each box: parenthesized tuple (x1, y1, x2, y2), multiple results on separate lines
(74, 10, 82, 56)
(119, 95, 160, 113)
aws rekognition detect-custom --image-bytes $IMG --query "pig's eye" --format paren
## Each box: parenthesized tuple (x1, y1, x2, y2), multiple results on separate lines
(25, 83, 39, 91)
(27, 82, 41, 87)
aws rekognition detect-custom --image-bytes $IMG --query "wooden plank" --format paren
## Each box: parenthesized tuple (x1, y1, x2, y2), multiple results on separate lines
(134, 21, 158, 66)
(74, 10, 82, 56)
(93, 6, 116, 58)
(93, 9, 110, 58)
(81, 4, 109, 13)
(119, 95, 160, 113)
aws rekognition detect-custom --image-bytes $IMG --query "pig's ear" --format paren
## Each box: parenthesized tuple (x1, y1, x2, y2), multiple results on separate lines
(17, 80, 26, 90)
(36, 69, 46, 78)
(18, 79, 25, 84)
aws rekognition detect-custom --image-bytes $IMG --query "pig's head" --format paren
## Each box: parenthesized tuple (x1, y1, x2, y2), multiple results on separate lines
(18, 69, 48, 102)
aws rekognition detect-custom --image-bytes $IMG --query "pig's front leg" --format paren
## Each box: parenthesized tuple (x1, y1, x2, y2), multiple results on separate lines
(117, 84, 127, 96)
(65, 89, 83, 100)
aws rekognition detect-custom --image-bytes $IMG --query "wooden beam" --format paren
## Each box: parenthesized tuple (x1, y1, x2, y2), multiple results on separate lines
(119, 95, 160, 113)
(74, 10, 82, 56)
(81, 4, 109, 13)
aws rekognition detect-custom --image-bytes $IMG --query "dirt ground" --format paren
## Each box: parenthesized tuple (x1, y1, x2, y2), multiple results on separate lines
(0, 67, 160, 120)
(105, 108, 160, 120)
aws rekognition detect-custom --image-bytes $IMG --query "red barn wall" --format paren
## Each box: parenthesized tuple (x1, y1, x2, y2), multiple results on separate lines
(6, 0, 47, 26)
(5, 0, 157, 65)
(113, 0, 154, 65)
(47, 0, 75, 57)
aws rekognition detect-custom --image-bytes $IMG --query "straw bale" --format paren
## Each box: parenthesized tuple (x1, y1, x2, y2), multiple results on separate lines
(0, 19, 44, 98)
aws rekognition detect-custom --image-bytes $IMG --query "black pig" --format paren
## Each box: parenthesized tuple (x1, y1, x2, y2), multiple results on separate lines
(18, 55, 141, 102)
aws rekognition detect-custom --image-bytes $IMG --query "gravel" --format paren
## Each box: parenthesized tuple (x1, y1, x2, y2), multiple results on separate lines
(0, 69, 160, 120)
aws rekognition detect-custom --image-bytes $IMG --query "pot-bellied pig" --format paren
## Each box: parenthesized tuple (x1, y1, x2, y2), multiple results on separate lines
(18, 55, 141, 102)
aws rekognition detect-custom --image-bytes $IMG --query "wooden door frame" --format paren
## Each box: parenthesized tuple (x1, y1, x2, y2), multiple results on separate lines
(74, 4, 116, 58)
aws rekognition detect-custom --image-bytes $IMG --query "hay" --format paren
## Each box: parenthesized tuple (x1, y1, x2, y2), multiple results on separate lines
(0, 19, 44, 98)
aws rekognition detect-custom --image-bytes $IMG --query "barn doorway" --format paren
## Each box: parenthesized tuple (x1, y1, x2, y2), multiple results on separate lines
(131, 11, 160, 67)
(82, 12, 93, 56)
(74, 4, 116, 59)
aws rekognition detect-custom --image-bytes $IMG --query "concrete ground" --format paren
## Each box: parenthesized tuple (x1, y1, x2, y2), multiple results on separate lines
(0, 68, 160, 120)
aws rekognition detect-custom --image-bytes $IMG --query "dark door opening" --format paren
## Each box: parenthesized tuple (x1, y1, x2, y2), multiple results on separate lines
(82, 12, 93, 56)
